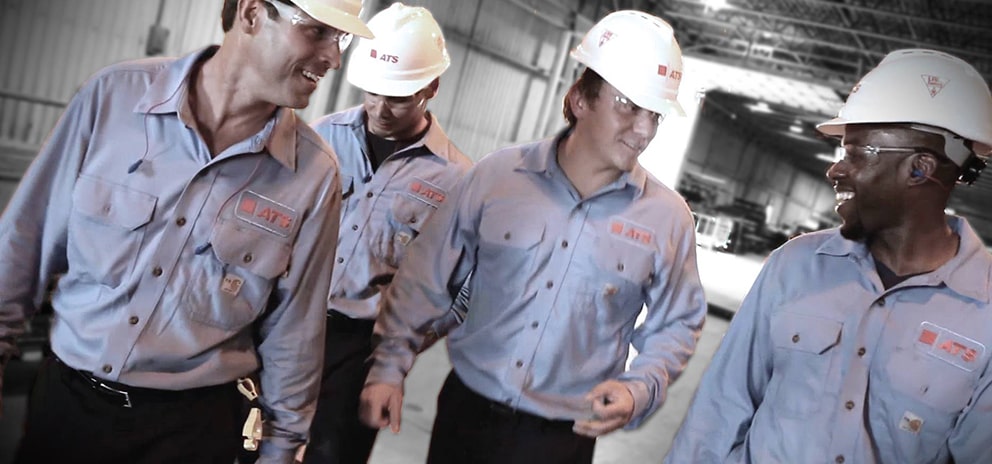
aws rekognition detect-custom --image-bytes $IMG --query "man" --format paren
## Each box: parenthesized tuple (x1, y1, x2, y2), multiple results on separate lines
(303, 3, 472, 463)
(665, 49, 992, 464)
(0, 1, 372, 463)
(360, 10, 707, 464)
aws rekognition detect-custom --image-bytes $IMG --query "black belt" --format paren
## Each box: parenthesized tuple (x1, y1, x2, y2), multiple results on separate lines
(327, 309, 375, 333)
(53, 356, 232, 408)
(449, 372, 576, 432)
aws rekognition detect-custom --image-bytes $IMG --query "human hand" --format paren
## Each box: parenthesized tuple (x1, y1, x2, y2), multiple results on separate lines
(359, 383, 404, 433)
(572, 380, 634, 438)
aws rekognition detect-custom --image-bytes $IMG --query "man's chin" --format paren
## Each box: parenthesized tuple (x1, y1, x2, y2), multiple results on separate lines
(839, 222, 865, 241)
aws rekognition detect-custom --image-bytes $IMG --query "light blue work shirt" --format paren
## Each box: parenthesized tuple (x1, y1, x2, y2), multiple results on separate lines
(0, 47, 341, 460)
(310, 106, 472, 320)
(368, 131, 707, 427)
(666, 216, 992, 464)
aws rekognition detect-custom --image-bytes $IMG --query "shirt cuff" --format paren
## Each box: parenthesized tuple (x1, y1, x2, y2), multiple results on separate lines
(622, 379, 652, 429)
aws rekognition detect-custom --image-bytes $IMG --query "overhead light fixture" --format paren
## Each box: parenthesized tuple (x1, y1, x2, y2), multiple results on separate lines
(789, 124, 803, 134)
(702, 0, 729, 10)
(745, 101, 772, 113)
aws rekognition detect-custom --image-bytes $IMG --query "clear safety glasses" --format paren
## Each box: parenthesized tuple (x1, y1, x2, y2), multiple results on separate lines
(264, 0, 353, 51)
(837, 144, 939, 165)
(609, 91, 664, 125)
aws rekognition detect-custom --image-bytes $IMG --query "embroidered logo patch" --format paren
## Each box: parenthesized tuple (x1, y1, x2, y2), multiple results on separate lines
(608, 217, 655, 247)
(406, 178, 446, 208)
(235, 191, 297, 237)
(916, 321, 985, 371)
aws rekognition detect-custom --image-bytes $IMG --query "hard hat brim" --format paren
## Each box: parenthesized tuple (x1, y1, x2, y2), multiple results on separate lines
(295, 0, 374, 38)
(815, 118, 846, 137)
(346, 71, 437, 97)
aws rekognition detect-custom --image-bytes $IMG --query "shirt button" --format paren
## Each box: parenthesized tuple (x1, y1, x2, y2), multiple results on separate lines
(877, 298, 886, 307)
(845, 400, 855, 410)
(352, 225, 359, 231)
(858, 347, 866, 357)
(366, 192, 374, 198)
(546, 281, 554, 289)
(409, 217, 417, 224)
(128, 316, 139, 325)
(531, 321, 539, 329)
(791, 334, 800, 343)
(835, 456, 845, 464)
(151, 266, 163, 277)
(515, 360, 523, 368)
(176, 217, 186, 227)
(243, 253, 253, 264)
(504, 232, 511, 240)
(337, 257, 344, 264)
(561, 240, 568, 248)
(102, 365, 112, 374)
(617, 263, 625, 272)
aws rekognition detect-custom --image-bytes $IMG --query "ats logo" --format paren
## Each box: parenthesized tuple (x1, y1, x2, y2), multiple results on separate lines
(407, 178, 446, 208)
(599, 30, 614, 47)
(609, 219, 653, 246)
(235, 191, 297, 237)
(920, 74, 949, 98)
(916, 321, 986, 371)
(369, 49, 399, 63)
(658, 65, 682, 80)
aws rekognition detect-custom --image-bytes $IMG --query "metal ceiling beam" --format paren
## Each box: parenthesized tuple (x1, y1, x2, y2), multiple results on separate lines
(665, 0, 992, 61)
(796, 0, 992, 35)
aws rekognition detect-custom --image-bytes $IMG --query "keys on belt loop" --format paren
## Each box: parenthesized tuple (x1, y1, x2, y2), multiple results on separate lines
(238, 377, 263, 451)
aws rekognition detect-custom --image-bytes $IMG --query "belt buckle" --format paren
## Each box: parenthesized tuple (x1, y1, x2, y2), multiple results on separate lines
(98, 381, 133, 408)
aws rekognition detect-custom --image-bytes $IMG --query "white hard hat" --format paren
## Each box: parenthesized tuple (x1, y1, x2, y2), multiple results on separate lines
(817, 49, 992, 163)
(570, 10, 685, 117)
(290, 0, 373, 39)
(346, 3, 450, 97)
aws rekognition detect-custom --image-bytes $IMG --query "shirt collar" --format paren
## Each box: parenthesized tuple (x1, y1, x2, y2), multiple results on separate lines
(133, 46, 297, 171)
(517, 128, 648, 197)
(328, 106, 455, 163)
(816, 216, 991, 302)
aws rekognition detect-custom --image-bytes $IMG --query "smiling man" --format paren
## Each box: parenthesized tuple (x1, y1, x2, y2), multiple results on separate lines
(0, 1, 371, 463)
(304, 3, 472, 463)
(358, 10, 707, 464)
(666, 49, 992, 464)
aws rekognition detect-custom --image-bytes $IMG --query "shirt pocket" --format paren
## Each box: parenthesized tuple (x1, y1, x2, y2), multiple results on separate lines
(589, 239, 655, 308)
(67, 175, 156, 288)
(183, 219, 291, 331)
(885, 348, 976, 414)
(478, 212, 545, 290)
(769, 311, 843, 416)
(379, 194, 436, 267)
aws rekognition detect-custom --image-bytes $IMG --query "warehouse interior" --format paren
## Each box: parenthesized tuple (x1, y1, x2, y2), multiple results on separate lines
(1, 0, 990, 462)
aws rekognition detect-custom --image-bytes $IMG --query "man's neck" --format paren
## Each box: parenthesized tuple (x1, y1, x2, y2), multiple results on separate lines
(869, 216, 959, 276)
(188, 48, 277, 157)
(557, 131, 623, 199)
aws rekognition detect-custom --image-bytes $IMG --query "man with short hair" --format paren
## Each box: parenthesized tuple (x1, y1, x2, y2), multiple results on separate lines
(359, 10, 707, 464)
(303, 3, 472, 463)
(665, 49, 992, 464)
(0, 1, 371, 462)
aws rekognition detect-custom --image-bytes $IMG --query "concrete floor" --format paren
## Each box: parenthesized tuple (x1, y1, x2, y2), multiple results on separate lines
(0, 248, 752, 463)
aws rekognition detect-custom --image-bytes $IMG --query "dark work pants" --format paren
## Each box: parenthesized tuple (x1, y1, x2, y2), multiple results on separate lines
(302, 312, 379, 464)
(426, 371, 596, 464)
(14, 356, 242, 464)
